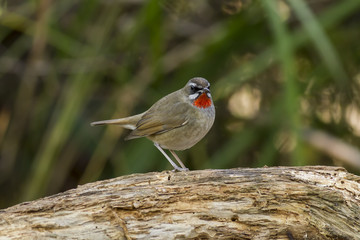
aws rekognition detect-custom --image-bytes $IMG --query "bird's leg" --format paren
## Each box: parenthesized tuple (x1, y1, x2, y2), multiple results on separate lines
(169, 150, 189, 171)
(154, 143, 184, 172)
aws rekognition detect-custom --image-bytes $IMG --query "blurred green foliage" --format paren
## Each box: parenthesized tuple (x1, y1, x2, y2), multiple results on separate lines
(1, 0, 360, 208)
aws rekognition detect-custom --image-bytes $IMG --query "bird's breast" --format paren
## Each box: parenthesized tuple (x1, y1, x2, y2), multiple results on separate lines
(149, 104, 215, 151)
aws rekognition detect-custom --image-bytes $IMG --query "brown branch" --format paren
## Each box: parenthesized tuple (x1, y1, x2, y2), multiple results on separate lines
(1, 166, 360, 239)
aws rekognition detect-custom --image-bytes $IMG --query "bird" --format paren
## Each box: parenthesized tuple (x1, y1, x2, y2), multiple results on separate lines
(91, 77, 215, 171)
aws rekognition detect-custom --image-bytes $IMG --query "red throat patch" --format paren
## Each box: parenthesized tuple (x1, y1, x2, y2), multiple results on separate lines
(193, 92, 212, 109)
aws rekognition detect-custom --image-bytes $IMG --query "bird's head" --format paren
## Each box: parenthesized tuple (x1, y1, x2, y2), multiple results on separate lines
(184, 77, 212, 109)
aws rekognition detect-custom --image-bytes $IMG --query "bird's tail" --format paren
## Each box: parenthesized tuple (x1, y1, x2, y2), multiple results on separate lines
(90, 113, 144, 130)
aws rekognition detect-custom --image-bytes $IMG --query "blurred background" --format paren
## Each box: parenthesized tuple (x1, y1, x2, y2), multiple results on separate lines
(1, 0, 360, 208)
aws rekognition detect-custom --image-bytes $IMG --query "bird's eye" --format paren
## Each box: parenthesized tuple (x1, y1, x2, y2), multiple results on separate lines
(190, 85, 201, 93)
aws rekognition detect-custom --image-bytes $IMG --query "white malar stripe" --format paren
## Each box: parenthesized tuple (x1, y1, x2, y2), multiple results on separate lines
(189, 93, 199, 100)
(206, 92, 211, 98)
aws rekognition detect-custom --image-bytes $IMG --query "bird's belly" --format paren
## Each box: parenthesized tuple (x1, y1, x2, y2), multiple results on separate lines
(149, 106, 215, 151)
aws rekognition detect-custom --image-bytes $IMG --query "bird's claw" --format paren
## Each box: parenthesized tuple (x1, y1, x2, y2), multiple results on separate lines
(172, 167, 189, 172)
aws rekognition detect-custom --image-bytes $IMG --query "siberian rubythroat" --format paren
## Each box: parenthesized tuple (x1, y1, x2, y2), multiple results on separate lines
(91, 77, 215, 171)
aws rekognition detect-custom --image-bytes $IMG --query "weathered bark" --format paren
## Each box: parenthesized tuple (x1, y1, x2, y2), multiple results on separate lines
(0, 166, 360, 239)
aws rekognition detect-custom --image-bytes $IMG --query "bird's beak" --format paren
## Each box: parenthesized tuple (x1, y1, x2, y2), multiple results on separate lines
(204, 88, 211, 98)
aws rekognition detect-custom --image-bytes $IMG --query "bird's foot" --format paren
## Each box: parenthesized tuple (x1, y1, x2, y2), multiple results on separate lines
(172, 167, 189, 172)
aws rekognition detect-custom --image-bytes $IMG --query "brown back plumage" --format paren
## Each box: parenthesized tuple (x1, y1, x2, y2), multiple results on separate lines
(125, 90, 190, 140)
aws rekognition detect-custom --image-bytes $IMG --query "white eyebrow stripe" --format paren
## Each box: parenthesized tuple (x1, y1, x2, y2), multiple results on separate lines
(189, 83, 197, 87)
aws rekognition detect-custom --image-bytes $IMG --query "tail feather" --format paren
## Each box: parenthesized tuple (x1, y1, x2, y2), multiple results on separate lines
(91, 118, 127, 126)
(90, 113, 144, 130)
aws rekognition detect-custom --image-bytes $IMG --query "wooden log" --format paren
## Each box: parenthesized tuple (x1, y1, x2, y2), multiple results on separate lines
(0, 166, 360, 239)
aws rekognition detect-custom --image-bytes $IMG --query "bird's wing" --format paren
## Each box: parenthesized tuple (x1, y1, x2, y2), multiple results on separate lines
(125, 99, 190, 140)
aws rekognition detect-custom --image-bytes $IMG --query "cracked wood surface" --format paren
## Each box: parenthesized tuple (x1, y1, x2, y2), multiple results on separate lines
(0, 166, 360, 239)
